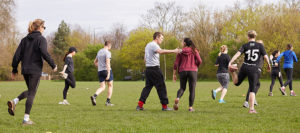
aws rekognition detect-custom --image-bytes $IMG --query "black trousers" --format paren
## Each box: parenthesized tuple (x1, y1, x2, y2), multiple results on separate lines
(17, 74, 41, 114)
(235, 64, 260, 93)
(245, 70, 261, 102)
(139, 66, 168, 105)
(176, 71, 197, 107)
(270, 70, 283, 92)
(63, 72, 76, 99)
(284, 68, 293, 90)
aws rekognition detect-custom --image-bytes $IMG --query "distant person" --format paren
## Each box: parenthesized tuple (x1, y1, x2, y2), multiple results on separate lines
(269, 50, 284, 96)
(243, 40, 264, 108)
(229, 30, 271, 114)
(7, 19, 57, 125)
(90, 41, 114, 106)
(212, 45, 230, 103)
(58, 47, 77, 105)
(136, 32, 181, 111)
(173, 38, 202, 112)
(277, 44, 298, 96)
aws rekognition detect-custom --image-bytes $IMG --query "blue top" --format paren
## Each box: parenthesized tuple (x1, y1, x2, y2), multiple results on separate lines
(276, 50, 298, 68)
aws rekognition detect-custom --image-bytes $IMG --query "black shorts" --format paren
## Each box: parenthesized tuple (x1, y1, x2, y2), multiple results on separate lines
(235, 64, 260, 92)
(98, 70, 113, 82)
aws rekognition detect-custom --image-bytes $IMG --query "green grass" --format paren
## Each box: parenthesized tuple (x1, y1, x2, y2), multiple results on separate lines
(0, 80, 299, 133)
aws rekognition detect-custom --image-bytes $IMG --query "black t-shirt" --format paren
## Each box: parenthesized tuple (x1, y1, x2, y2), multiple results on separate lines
(215, 53, 231, 73)
(271, 57, 280, 72)
(239, 41, 267, 66)
(65, 56, 74, 73)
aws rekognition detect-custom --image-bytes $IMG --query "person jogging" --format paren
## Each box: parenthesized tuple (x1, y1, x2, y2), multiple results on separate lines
(212, 45, 230, 103)
(277, 44, 298, 96)
(229, 30, 271, 114)
(173, 38, 202, 112)
(7, 19, 57, 125)
(268, 50, 284, 96)
(59, 47, 77, 105)
(243, 40, 264, 108)
(136, 32, 181, 111)
(90, 41, 114, 106)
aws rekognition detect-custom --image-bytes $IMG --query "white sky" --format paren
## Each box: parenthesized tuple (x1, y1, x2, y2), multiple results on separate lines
(15, 0, 281, 36)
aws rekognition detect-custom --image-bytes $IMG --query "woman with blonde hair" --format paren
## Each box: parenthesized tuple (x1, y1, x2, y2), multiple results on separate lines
(7, 19, 57, 125)
(212, 45, 231, 103)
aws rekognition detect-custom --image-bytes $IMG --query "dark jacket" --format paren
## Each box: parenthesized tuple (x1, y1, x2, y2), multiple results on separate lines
(173, 47, 202, 73)
(12, 31, 56, 75)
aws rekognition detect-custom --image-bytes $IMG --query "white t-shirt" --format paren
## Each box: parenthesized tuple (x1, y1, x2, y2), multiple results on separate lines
(145, 41, 161, 67)
(96, 48, 111, 71)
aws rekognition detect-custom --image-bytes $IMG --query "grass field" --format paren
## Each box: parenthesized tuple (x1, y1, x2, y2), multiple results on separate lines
(0, 80, 299, 133)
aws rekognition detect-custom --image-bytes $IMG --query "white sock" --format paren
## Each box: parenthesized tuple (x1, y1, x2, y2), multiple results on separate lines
(24, 114, 30, 121)
(13, 98, 19, 105)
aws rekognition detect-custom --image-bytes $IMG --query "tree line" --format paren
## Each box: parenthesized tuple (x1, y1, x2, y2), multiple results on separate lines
(1, 0, 300, 81)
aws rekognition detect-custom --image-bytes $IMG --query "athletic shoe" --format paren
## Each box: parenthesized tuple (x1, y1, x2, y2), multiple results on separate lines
(254, 100, 258, 106)
(90, 96, 96, 106)
(22, 119, 34, 125)
(229, 64, 238, 72)
(7, 101, 16, 116)
(136, 106, 144, 111)
(188, 108, 195, 112)
(290, 91, 297, 96)
(219, 99, 226, 103)
(243, 101, 249, 108)
(279, 87, 286, 96)
(268, 92, 273, 96)
(162, 107, 173, 111)
(249, 109, 258, 114)
(60, 73, 68, 79)
(105, 101, 114, 106)
(173, 98, 179, 110)
(211, 90, 216, 100)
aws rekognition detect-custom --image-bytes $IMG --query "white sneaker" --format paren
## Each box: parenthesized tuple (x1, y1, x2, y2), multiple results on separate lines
(243, 101, 249, 108)
(60, 73, 68, 79)
(59, 100, 70, 105)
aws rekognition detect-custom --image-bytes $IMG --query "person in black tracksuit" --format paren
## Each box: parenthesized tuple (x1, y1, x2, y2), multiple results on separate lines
(7, 19, 57, 125)
(229, 30, 271, 113)
(59, 47, 77, 105)
(269, 50, 284, 96)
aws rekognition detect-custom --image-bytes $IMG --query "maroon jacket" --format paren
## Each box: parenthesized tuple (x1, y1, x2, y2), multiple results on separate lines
(173, 47, 202, 73)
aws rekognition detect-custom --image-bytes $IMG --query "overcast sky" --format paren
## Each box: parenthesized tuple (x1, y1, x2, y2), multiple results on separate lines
(15, 0, 280, 36)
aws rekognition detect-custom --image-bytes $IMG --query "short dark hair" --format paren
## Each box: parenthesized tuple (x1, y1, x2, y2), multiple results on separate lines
(153, 32, 163, 40)
(247, 30, 257, 39)
(272, 50, 279, 56)
(105, 41, 111, 46)
(287, 44, 293, 50)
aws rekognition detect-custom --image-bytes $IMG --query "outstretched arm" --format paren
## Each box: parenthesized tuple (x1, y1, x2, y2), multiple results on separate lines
(156, 48, 181, 54)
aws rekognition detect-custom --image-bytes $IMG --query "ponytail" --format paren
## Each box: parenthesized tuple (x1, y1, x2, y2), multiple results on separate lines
(63, 52, 69, 61)
(27, 19, 45, 33)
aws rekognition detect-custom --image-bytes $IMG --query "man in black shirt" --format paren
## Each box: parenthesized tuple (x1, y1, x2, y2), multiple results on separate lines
(229, 30, 271, 114)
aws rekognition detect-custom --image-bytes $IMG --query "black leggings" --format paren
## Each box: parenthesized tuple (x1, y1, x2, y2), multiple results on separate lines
(63, 72, 76, 99)
(270, 71, 283, 92)
(245, 68, 261, 102)
(176, 71, 197, 107)
(17, 74, 41, 114)
(284, 68, 293, 90)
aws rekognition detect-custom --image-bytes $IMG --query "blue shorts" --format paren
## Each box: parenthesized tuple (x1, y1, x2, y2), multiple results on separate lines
(98, 70, 113, 82)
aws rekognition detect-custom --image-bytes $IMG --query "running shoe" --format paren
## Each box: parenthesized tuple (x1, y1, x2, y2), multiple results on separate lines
(136, 106, 144, 111)
(58, 100, 70, 105)
(268, 92, 273, 96)
(229, 64, 238, 72)
(90, 96, 96, 106)
(7, 100, 16, 116)
(290, 91, 297, 96)
(173, 98, 179, 110)
(105, 101, 114, 106)
(22, 119, 34, 125)
(249, 109, 258, 114)
(188, 108, 195, 112)
(254, 100, 258, 106)
(243, 101, 249, 108)
(162, 107, 173, 111)
(211, 90, 216, 100)
(279, 87, 286, 96)
(60, 73, 68, 79)
(219, 99, 226, 103)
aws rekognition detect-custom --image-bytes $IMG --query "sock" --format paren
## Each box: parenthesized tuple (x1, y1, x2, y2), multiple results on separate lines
(138, 101, 144, 108)
(162, 104, 167, 109)
(24, 114, 30, 121)
(13, 98, 19, 105)
(106, 98, 110, 103)
(93, 94, 97, 98)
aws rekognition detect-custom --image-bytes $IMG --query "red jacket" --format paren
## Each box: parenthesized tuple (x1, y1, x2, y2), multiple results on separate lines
(173, 47, 202, 73)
